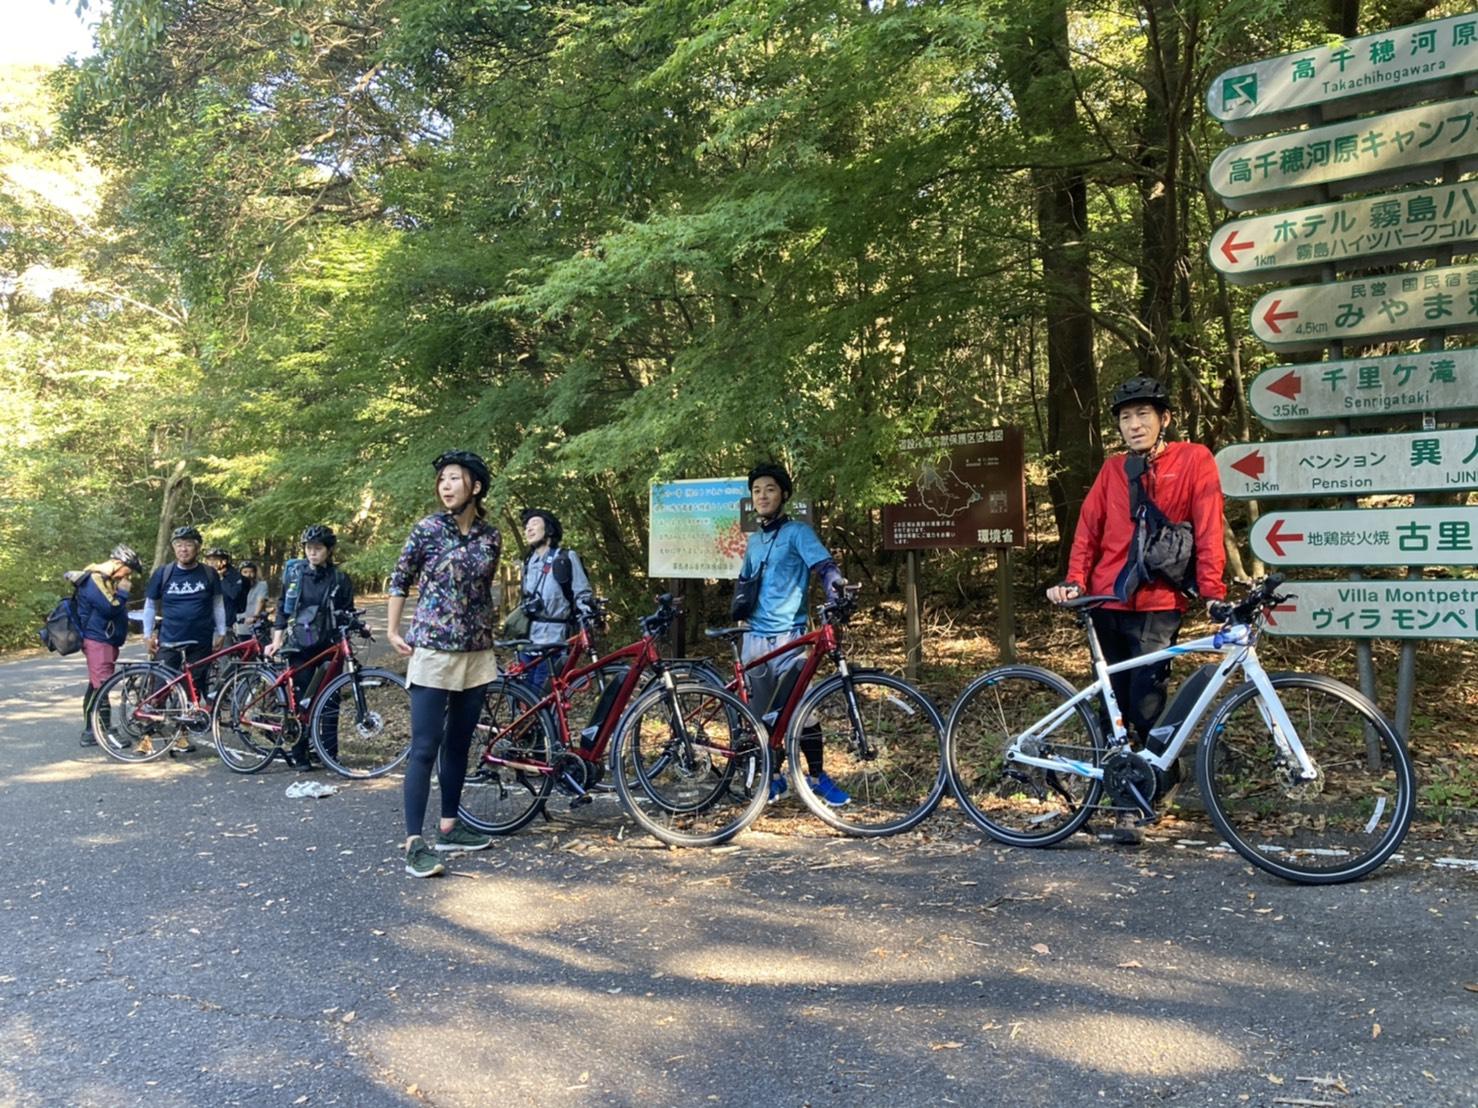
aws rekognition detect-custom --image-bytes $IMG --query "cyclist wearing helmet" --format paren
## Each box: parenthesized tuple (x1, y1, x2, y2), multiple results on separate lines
(516, 508, 595, 691)
(66, 544, 143, 746)
(388, 450, 502, 877)
(1046, 375, 1226, 844)
(267, 526, 355, 769)
(142, 526, 225, 753)
(738, 461, 851, 807)
(205, 547, 248, 629)
(238, 561, 269, 623)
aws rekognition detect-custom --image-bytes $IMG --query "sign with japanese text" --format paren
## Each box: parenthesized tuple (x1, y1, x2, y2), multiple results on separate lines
(1259, 578, 1478, 639)
(648, 478, 749, 579)
(1217, 428, 1478, 499)
(1250, 506, 1478, 566)
(1250, 348, 1478, 426)
(1208, 13, 1478, 135)
(1250, 261, 1478, 350)
(1209, 180, 1478, 284)
(1210, 97, 1478, 212)
(882, 428, 1026, 550)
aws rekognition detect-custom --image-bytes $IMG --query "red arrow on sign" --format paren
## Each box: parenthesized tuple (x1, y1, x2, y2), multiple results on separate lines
(1265, 603, 1297, 627)
(1263, 519, 1305, 558)
(1219, 230, 1255, 266)
(1262, 299, 1299, 334)
(1265, 370, 1302, 401)
(1230, 450, 1266, 481)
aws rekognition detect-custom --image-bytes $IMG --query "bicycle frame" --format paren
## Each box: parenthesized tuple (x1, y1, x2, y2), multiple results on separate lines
(239, 631, 356, 724)
(1005, 618, 1319, 784)
(137, 635, 264, 718)
(719, 623, 837, 747)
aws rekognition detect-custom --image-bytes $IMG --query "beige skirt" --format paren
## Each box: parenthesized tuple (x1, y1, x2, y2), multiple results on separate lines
(405, 647, 500, 692)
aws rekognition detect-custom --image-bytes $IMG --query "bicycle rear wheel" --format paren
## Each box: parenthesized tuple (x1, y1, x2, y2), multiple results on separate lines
(459, 678, 556, 834)
(213, 663, 288, 774)
(613, 682, 770, 847)
(310, 668, 412, 778)
(92, 664, 183, 764)
(945, 665, 1105, 846)
(1197, 673, 1415, 884)
(788, 672, 947, 836)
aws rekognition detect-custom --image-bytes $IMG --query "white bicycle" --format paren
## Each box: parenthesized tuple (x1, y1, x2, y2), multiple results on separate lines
(944, 576, 1415, 884)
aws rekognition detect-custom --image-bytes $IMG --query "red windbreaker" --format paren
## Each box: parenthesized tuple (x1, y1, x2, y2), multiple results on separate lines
(1066, 440, 1227, 611)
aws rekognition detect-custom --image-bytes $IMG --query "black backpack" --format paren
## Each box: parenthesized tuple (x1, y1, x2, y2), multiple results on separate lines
(38, 586, 83, 655)
(1114, 454, 1199, 600)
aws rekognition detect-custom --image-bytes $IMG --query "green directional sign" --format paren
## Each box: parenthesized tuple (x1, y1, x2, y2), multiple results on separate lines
(1251, 507, 1478, 566)
(1250, 349, 1478, 426)
(1260, 579, 1478, 639)
(1250, 261, 1478, 350)
(1218, 428, 1478, 499)
(1210, 97, 1478, 212)
(1207, 12, 1478, 136)
(1209, 180, 1478, 285)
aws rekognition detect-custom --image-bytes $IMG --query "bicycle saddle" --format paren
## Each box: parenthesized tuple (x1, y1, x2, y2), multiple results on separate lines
(704, 627, 747, 641)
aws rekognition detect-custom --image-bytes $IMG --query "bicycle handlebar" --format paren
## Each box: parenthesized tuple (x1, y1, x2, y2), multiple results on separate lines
(816, 583, 862, 625)
(1209, 574, 1290, 627)
(638, 593, 679, 637)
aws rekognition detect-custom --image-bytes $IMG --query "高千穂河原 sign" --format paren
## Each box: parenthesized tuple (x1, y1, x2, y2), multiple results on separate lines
(1250, 261, 1478, 349)
(1209, 179, 1478, 284)
(1258, 578, 1478, 639)
(1210, 96, 1478, 212)
(1250, 348, 1478, 426)
(1218, 428, 1478, 498)
(1208, 12, 1478, 135)
(1250, 506, 1478, 565)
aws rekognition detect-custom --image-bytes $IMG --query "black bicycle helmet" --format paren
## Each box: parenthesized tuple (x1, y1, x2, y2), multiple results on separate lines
(433, 450, 492, 495)
(747, 461, 793, 499)
(111, 544, 143, 572)
(1110, 375, 1172, 415)
(519, 508, 563, 548)
(170, 525, 203, 544)
(240, 560, 257, 571)
(301, 524, 337, 548)
(204, 547, 230, 561)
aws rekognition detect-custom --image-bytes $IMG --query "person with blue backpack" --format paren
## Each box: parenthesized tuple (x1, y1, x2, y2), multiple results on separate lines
(266, 525, 355, 769)
(66, 544, 144, 746)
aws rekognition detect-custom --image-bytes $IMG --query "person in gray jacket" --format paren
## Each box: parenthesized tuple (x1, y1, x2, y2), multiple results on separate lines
(517, 508, 594, 691)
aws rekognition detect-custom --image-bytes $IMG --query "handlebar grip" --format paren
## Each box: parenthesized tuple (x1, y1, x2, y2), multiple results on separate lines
(1263, 573, 1284, 593)
(1208, 601, 1234, 623)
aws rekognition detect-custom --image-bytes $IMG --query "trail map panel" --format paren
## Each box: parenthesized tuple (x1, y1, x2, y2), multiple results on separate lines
(882, 428, 1026, 550)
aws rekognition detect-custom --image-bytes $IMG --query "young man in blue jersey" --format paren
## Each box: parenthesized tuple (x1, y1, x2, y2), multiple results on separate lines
(737, 462, 849, 805)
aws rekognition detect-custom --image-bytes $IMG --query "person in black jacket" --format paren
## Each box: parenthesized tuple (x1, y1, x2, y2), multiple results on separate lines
(206, 548, 248, 630)
(67, 544, 143, 746)
(266, 525, 355, 768)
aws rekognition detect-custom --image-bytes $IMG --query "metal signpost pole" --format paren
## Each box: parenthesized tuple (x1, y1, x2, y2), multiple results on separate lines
(996, 548, 1016, 664)
(904, 549, 922, 682)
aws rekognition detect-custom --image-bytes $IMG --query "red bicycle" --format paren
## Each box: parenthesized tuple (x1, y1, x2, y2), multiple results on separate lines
(212, 608, 411, 778)
(702, 586, 948, 836)
(89, 621, 272, 764)
(460, 594, 770, 846)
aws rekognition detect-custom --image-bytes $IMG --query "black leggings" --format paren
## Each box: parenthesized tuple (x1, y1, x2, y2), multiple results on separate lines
(1089, 609, 1183, 744)
(403, 683, 487, 838)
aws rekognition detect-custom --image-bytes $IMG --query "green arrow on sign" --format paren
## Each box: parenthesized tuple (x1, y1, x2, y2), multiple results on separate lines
(1221, 74, 1257, 110)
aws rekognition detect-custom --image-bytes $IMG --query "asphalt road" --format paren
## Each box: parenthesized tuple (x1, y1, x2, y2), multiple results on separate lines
(1, 629, 1475, 1108)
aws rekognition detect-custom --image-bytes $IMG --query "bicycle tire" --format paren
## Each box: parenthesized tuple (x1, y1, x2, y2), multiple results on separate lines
(92, 663, 186, 764)
(459, 678, 557, 835)
(613, 682, 771, 847)
(1196, 672, 1415, 884)
(788, 672, 948, 837)
(310, 668, 412, 779)
(945, 665, 1106, 846)
(212, 663, 288, 774)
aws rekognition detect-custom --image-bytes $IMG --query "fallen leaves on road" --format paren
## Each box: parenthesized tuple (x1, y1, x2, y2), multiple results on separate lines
(1116, 960, 1143, 969)
(929, 1041, 963, 1051)
(1371, 1022, 1381, 1039)
(1030, 943, 1050, 955)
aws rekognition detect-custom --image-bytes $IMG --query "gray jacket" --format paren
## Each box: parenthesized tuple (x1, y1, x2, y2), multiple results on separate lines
(521, 547, 594, 646)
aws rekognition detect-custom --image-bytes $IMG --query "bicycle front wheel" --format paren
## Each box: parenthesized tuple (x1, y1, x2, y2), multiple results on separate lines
(1196, 673, 1415, 884)
(459, 678, 556, 835)
(213, 663, 288, 774)
(945, 665, 1105, 846)
(613, 682, 771, 847)
(92, 664, 183, 764)
(788, 672, 947, 836)
(310, 668, 412, 778)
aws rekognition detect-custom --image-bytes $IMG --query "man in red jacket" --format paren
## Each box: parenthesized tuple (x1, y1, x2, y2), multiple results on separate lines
(1047, 376, 1227, 843)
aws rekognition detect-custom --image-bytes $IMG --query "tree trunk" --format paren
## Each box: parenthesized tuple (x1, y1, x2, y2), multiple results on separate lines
(153, 457, 188, 569)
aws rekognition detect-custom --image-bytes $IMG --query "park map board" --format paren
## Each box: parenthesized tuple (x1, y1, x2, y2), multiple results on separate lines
(882, 428, 1026, 550)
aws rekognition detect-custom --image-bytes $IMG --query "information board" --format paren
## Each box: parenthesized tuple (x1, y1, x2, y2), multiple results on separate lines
(882, 428, 1026, 550)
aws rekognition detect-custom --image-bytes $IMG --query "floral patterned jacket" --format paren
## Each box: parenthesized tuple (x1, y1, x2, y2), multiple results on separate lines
(388, 513, 502, 652)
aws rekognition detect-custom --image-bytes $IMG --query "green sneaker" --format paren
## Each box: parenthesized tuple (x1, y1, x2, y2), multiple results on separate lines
(404, 836, 446, 878)
(434, 820, 493, 854)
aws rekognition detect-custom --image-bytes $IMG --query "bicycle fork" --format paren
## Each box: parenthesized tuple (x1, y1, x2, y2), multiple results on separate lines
(1241, 652, 1320, 783)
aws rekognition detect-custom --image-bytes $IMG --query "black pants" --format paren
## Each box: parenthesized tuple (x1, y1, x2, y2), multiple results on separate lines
(402, 683, 488, 838)
(162, 642, 214, 702)
(289, 657, 339, 762)
(1089, 609, 1182, 744)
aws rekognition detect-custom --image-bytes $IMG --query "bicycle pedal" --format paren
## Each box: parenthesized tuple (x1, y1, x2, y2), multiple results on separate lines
(570, 795, 594, 808)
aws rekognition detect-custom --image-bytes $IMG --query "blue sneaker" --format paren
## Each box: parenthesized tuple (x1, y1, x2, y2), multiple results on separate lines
(767, 775, 789, 804)
(806, 772, 851, 807)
